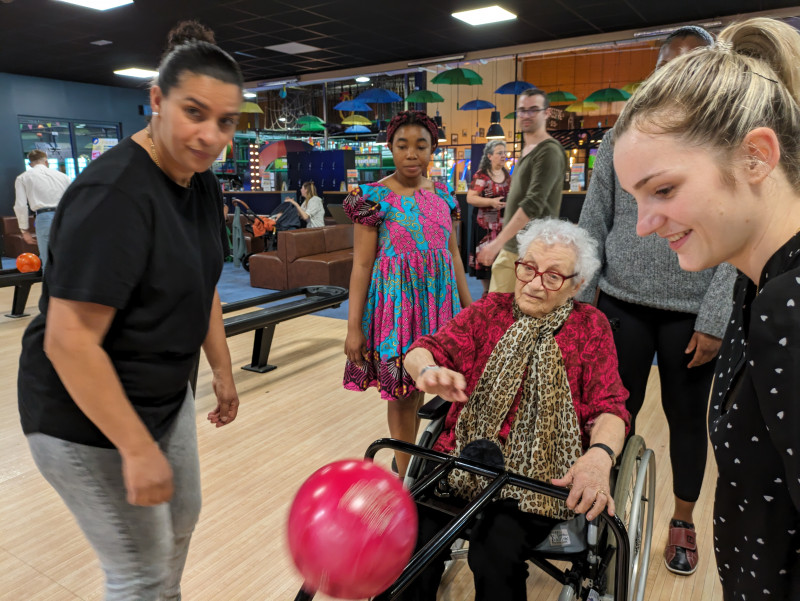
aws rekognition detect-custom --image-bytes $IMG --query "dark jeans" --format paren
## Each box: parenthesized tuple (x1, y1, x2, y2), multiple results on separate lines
(598, 292, 714, 502)
(396, 498, 558, 601)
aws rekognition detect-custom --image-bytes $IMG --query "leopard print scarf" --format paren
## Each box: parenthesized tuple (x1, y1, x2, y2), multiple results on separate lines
(448, 300, 582, 520)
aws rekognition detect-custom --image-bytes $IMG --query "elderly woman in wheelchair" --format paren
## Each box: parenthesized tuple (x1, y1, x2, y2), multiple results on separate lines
(401, 218, 631, 601)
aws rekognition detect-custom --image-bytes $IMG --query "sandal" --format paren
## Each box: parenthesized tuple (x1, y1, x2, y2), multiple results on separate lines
(664, 519, 698, 575)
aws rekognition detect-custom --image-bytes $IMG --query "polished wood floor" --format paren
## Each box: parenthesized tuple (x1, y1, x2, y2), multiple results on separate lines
(0, 283, 722, 601)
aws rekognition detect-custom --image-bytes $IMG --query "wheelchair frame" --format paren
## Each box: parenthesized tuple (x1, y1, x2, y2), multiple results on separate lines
(294, 435, 653, 601)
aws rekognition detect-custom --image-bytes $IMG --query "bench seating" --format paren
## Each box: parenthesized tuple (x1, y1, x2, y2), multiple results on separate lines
(249, 224, 353, 291)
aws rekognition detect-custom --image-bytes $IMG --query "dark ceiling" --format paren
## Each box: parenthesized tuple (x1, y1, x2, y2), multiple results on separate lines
(1, 0, 799, 88)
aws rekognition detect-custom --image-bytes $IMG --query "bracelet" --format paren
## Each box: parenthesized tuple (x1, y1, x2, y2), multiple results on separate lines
(419, 365, 440, 378)
(588, 442, 616, 465)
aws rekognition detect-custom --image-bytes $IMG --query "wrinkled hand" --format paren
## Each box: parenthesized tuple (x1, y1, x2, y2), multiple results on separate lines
(207, 373, 239, 427)
(551, 449, 614, 521)
(415, 367, 468, 403)
(121, 442, 173, 506)
(685, 331, 722, 368)
(345, 330, 368, 367)
(477, 240, 501, 267)
(21, 230, 35, 245)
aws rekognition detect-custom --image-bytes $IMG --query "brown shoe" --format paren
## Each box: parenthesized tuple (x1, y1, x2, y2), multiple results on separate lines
(664, 519, 698, 575)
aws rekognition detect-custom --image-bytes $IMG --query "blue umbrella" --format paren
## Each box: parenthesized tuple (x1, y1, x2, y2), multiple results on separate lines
(334, 99, 373, 112)
(355, 88, 402, 103)
(459, 99, 496, 111)
(495, 81, 536, 95)
(344, 125, 371, 134)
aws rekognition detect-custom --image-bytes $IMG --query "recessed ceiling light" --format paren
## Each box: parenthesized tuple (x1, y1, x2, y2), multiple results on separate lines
(452, 5, 516, 26)
(243, 92, 257, 98)
(355, 76, 370, 83)
(278, 117, 287, 122)
(56, 0, 133, 10)
(265, 42, 321, 55)
(114, 67, 158, 78)
(90, 39, 113, 46)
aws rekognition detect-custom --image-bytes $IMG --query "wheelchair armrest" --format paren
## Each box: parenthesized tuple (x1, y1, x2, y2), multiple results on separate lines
(418, 396, 452, 420)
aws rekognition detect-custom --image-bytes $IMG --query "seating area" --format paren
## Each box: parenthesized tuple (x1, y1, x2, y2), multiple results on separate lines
(2, 216, 37, 257)
(249, 223, 353, 291)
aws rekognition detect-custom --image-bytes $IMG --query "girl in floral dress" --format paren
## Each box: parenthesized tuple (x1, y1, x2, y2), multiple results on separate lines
(344, 111, 471, 477)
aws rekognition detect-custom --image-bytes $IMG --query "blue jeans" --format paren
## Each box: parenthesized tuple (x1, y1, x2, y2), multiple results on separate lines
(27, 388, 201, 601)
(34, 211, 54, 270)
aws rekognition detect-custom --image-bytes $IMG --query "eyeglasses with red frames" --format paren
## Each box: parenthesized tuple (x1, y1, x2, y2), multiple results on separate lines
(514, 260, 578, 291)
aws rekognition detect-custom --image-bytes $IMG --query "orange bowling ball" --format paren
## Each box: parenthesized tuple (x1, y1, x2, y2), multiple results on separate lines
(16, 253, 41, 273)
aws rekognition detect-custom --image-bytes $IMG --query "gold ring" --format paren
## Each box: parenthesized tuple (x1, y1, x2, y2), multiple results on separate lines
(595, 489, 606, 499)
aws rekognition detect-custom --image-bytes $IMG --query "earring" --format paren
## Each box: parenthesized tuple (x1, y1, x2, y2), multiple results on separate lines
(151, 111, 159, 116)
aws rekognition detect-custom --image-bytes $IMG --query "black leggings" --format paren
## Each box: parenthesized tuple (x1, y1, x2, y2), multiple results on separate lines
(597, 292, 713, 503)
(395, 498, 558, 601)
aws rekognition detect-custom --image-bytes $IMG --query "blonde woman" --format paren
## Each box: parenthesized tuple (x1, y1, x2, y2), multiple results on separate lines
(287, 181, 325, 228)
(614, 17, 800, 599)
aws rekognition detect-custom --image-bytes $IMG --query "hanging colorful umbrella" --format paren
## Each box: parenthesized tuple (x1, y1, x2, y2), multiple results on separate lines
(296, 115, 324, 124)
(404, 90, 445, 103)
(431, 68, 483, 85)
(355, 88, 402, 103)
(459, 99, 496, 111)
(344, 125, 371, 134)
(585, 88, 631, 103)
(547, 90, 578, 104)
(503, 111, 517, 119)
(342, 115, 373, 125)
(299, 122, 326, 132)
(240, 101, 263, 114)
(622, 82, 642, 95)
(495, 80, 536, 95)
(565, 101, 600, 114)
(334, 99, 373, 112)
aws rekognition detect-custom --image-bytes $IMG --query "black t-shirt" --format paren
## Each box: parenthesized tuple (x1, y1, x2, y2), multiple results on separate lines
(18, 137, 224, 448)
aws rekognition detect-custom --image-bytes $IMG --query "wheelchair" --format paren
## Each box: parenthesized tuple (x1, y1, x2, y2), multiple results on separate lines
(293, 397, 655, 601)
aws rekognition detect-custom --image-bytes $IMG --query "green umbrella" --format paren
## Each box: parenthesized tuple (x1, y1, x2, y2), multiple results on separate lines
(547, 90, 577, 103)
(299, 122, 326, 132)
(504, 111, 516, 120)
(585, 88, 631, 103)
(404, 90, 445, 103)
(431, 68, 483, 85)
(297, 115, 324, 124)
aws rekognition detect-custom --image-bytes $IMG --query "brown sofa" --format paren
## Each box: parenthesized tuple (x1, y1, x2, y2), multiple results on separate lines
(249, 224, 353, 291)
(2, 216, 37, 257)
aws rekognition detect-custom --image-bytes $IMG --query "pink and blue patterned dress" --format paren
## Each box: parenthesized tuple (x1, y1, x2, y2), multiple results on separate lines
(343, 181, 462, 401)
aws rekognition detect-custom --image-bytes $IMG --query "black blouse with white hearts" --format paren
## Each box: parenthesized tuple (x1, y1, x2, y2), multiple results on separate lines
(710, 233, 800, 600)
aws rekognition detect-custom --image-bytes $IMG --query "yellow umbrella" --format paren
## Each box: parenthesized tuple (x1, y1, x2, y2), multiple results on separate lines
(240, 102, 264, 114)
(342, 115, 372, 126)
(622, 82, 642, 95)
(565, 101, 600, 114)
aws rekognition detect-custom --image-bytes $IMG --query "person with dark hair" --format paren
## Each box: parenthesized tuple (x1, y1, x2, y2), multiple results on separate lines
(577, 25, 736, 577)
(17, 20, 243, 600)
(467, 139, 510, 296)
(14, 149, 71, 270)
(614, 17, 800, 598)
(344, 110, 471, 479)
(477, 88, 567, 293)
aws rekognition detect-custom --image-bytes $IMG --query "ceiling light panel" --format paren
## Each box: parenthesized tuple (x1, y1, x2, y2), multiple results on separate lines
(56, 0, 133, 10)
(452, 5, 516, 26)
(265, 42, 322, 55)
(114, 67, 158, 78)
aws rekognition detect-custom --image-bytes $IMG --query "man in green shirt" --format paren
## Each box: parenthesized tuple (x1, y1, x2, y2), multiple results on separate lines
(477, 88, 567, 292)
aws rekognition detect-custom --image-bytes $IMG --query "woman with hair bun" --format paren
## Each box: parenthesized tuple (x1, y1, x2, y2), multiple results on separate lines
(614, 17, 800, 599)
(343, 110, 471, 479)
(17, 20, 244, 600)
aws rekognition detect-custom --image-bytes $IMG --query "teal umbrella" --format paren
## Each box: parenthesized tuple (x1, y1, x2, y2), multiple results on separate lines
(585, 88, 631, 103)
(296, 115, 324, 124)
(404, 90, 445, 103)
(547, 90, 578, 103)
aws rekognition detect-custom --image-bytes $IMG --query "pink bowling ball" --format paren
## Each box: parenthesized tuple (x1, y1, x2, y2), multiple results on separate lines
(287, 459, 417, 599)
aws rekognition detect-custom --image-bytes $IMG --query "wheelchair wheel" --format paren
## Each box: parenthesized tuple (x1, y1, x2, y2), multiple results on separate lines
(606, 435, 655, 601)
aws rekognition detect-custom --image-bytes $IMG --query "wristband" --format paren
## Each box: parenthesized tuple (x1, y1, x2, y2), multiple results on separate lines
(588, 442, 616, 465)
(419, 365, 440, 378)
